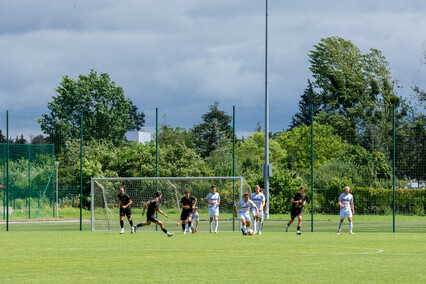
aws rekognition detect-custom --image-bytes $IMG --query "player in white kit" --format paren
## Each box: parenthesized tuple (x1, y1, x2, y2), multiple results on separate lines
(251, 185, 265, 234)
(205, 185, 220, 233)
(337, 186, 355, 234)
(190, 206, 199, 233)
(234, 193, 259, 235)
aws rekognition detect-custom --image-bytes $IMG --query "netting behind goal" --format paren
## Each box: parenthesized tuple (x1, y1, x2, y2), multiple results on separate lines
(91, 177, 252, 232)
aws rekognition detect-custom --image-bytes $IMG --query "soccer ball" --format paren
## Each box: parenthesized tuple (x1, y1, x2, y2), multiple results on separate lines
(246, 229, 254, 235)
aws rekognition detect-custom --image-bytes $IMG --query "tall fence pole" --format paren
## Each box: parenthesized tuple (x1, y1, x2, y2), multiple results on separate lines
(6, 110, 9, 231)
(264, 0, 270, 214)
(80, 110, 83, 231)
(155, 107, 159, 231)
(311, 104, 314, 232)
(392, 104, 396, 233)
(28, 144, 31, 219)
(232, 105, 236, 232)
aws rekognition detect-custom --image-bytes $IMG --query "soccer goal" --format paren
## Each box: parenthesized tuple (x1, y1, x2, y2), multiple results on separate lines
(90, 177, 252, 232)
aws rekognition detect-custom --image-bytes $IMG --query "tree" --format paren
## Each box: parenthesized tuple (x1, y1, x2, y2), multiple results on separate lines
(0, 130, 6, 143)
(193, 102, 232, 158)
(128, 99, 145, 131)
(308, 37, 406, 148)
(37, 70, 141, 152)
(30, 135, 47, 144)
(290, 80, 321, 129)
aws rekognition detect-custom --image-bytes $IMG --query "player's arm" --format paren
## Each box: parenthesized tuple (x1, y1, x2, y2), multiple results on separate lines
(124, 199, 132, 208)
(252, 201, 259, 216)
(114, 198, 120, 208)
(302, 198, 306, 207)
(338, 198, 344, 208)
(157, 207, 168, 218)
(233, 205, 238, 218)
(217, 197, 220, 206)
(142, 201, 149, 216)
(193, 197, 197, 207)
(290, 197, 298, 204)
(351, 199, 355, 214)
(204, 197, 211, 205)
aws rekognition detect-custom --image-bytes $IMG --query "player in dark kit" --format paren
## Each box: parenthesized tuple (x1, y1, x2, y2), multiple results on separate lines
(133, 191, 173, 237)
(180, 190, 197, 234)
(286, 186, 307, 235)
(114, 187, 134, 234)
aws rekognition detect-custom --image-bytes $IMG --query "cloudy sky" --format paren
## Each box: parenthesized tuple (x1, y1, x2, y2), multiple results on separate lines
(1, 0, 425, 131)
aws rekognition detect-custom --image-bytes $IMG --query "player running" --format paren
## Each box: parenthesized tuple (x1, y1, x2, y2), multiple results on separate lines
(190, 206, 199, 233)
(337, 186, 355, 235)
(234, 192, 259, 235)
(114, 187, 134, 234)
(286, 186, 307, 235)
(205, 185, 220, 233)
(180, 190, 197, 234)
(133, 191, 173, 237)
(251, 185, 265, 234)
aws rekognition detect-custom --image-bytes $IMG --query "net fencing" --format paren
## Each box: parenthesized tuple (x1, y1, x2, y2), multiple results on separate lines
(91, 177, 252, 232)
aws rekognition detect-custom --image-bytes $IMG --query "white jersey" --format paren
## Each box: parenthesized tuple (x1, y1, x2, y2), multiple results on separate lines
(251, 192, 265, 210)
(235, 199, 256, 214)
(205, 192, 220, 209)
(339, 193, 353, 210)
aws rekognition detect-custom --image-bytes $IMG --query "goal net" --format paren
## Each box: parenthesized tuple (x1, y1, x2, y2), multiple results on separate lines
(91, 177, 252, 232)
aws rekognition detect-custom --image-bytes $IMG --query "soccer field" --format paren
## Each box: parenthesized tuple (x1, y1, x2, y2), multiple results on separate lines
(0, 231, 425, 283)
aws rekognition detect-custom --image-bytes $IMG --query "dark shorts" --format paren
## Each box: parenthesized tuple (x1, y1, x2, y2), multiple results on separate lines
(120, 207, 132, 218)
(180, 210, 193, 221)
(147, 214, 159, 223)
(291, 208, 303, 220)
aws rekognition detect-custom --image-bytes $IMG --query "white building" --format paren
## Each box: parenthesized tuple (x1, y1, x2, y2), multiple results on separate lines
(125, 131, 152, 144)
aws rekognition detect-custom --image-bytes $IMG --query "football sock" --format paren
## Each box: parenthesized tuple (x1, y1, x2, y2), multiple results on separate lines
(253, 219, 257, 231)
(349, 222, 353, 232)
(120, 220, 124, 228)
(162, 228, 168, 234)
(338, 222, 343, 230)
(182, 223, 186, 231)
(243, 225, 247, 233)
(214, 218, 218, 231)
(209, 221, 212, 230)
(297, 226, 300, 231)
(185, 223, 189, 231)
(287, 223, 290, 227)
(258, 221, 263, 231)
(129, 220, 133, 226)
(137, 223, 142, 227)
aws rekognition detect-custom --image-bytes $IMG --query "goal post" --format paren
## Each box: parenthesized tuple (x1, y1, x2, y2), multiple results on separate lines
(90, 177, 251, 232)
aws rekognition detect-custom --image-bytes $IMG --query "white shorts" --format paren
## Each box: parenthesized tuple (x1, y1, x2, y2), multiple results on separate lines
(192, 212, 199, 222)
(209, 207, 219, 218)
(252, 209, 264, 218)
(340, 208, 352, 219)
(239, 211, 251, 222)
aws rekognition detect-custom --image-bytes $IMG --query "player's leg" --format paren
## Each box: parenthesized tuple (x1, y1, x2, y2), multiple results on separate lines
(186, 215, 192, 233)
(287, 216, 295, 232)
(119, 214, 125, 234)
(209, 208, 214, 233)
(214, 214, 218, 233)
(195, 221, 199, 232)
(259, 216, 264, 234)
(155, 220, 173, 237)
(337, 210, 346, 234)
(296, 215, 302, 235)
(348, 216, 354, 234)
(252, 210, 257, 233)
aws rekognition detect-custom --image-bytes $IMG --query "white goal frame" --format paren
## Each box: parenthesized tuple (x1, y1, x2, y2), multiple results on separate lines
(90, 176, 249, 232)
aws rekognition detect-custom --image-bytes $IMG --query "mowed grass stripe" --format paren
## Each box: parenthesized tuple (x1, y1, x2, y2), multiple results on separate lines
(0, 232, 425, 283)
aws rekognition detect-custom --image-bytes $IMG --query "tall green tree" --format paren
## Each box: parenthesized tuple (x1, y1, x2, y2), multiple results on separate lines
(290, 79, 321, 129)
(37, 70, 143, 152)
(308, 36, 406, 149)
(193, 102, 232, 158)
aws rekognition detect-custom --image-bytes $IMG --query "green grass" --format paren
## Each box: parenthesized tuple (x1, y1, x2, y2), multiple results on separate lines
(0, 231, 425, 283)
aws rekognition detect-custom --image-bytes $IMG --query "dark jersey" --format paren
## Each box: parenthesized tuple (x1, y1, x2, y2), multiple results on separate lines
(291, 192, 307, 210)
(117, 193, 131, 208)
(180, 196, 196, 213)
(146, 198, 160, 216)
